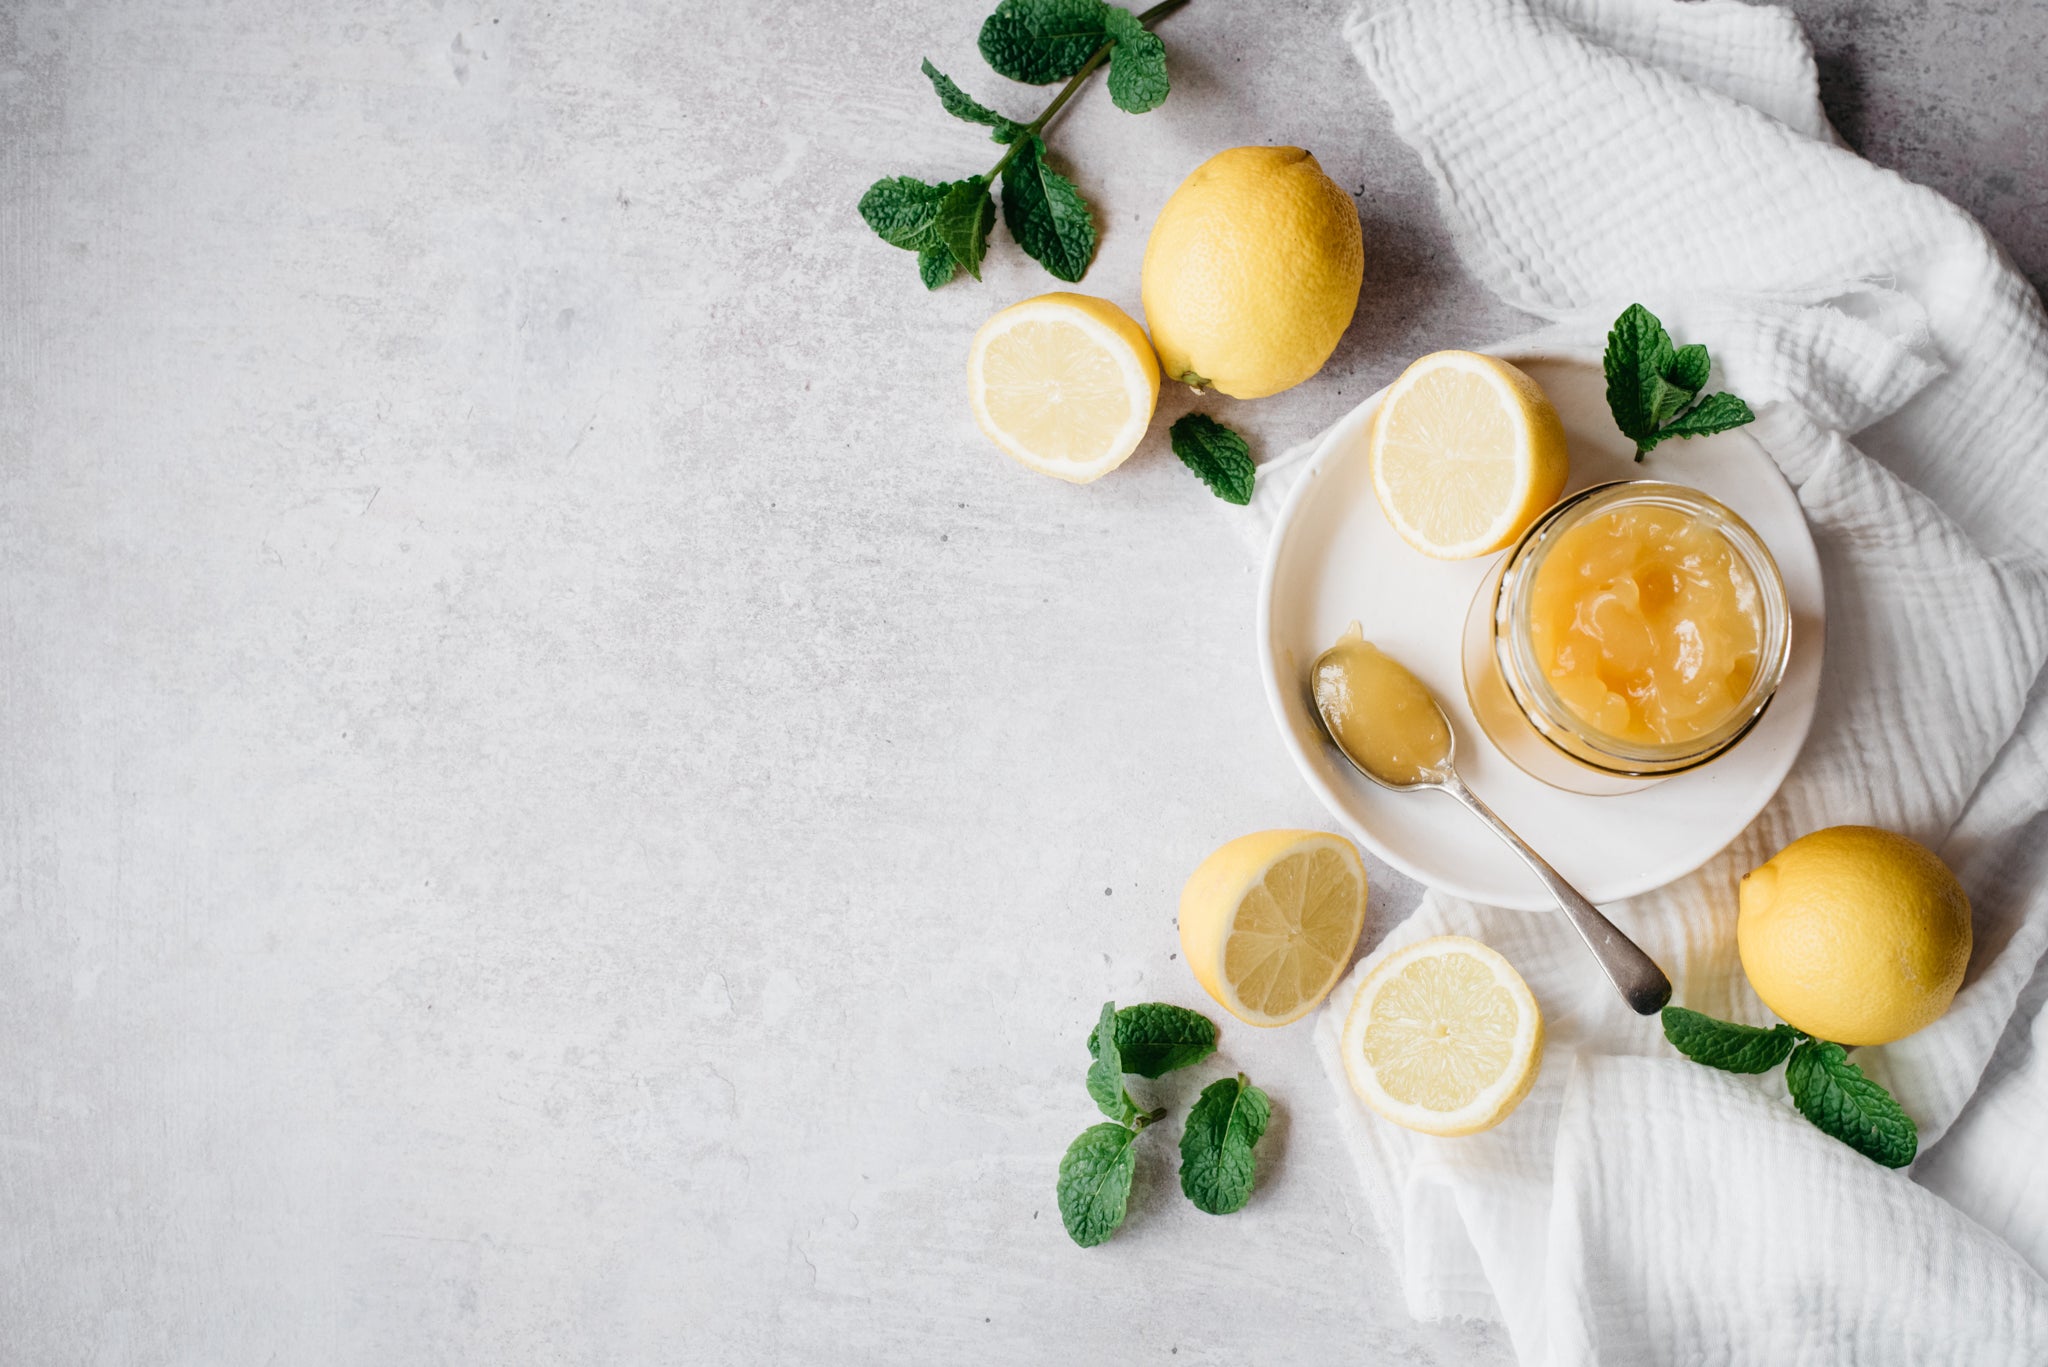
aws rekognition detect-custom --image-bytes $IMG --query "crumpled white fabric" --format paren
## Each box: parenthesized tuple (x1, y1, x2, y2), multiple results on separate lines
(1242, 1, 2048, 1361)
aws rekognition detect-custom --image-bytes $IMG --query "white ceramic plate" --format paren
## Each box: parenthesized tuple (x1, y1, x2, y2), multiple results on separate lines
(1257, 349, 1824, 910)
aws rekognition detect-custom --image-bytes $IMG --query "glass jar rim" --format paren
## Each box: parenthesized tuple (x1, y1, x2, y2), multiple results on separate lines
(1493, 480, 1792, 771)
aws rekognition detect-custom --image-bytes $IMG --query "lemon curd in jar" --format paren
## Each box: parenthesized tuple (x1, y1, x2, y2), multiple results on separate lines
(1468, 481, 1791, 792)
(1527, 503, 1763, 746)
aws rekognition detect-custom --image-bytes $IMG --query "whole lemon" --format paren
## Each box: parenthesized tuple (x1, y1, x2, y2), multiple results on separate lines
(1736, 826, 1971, 1046)
(1141, 146, 1364, 400)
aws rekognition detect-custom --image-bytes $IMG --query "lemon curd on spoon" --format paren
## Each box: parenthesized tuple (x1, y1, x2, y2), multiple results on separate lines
(1311, 624, 1450, 786)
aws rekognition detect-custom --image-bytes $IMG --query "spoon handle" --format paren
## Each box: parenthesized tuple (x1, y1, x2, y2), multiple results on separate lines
(1439, 773, 1673, 1015)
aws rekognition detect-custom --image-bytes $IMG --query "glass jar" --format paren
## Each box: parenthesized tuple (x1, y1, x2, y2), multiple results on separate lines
(1461, 481, 1792, 796)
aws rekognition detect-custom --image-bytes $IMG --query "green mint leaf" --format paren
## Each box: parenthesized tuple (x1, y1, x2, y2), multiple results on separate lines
(1170, 414, 1256, 505)
(980, 0, 1111, 84)
(917, 246, 957, 291)
(1057, 1121, 1139, 1246)
(1666, 343, 1710, 394)
(999, 135, 1097, 283)
(857, 176, 951, 251)
(920, 59, 1025, 143)
(1177, 1073, 1271, 1215)
(934, 177, 996, 281)
(1085, 1000, 1139, 1122)
(1086, 1003, 1218, 1079)
(1785, 1040, 1918, 1168)
(1659, 392, 1756, 441)
(1103, 7, 1169, 113)
(1660, 1006, 1800, 1073)
(1602, 302, 1676, 447)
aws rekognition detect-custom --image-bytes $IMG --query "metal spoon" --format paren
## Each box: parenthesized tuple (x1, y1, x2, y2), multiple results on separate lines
(1310, 668, 1673, 1015)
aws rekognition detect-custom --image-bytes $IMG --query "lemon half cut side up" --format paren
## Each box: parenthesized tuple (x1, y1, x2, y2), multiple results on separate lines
(967, 292, 1161, 484)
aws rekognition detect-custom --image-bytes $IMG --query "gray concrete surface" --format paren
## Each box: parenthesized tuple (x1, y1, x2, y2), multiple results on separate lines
(0, 2, 2038, 1363)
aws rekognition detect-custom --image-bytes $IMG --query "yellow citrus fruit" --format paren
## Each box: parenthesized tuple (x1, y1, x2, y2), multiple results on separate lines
(1340, 935, 1544, 1137)
(1179, 830, 1367, 1027)
(967, 292, 1160, 483)
(1737, 825, 1971, 1046)
(1140, 146, 1364, 400)
(1369, 350, 1570, 559)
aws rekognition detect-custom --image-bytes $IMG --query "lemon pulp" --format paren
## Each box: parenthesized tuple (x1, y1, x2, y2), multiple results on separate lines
(1361, 952, 1518, 1111)
(979, 319, 1133, 461)
(1340, 935, 1544, 1136)
(1369, 351, 1569, 560)
(1179, 830, 1367, 1027)
(967, 293, 1160, 483)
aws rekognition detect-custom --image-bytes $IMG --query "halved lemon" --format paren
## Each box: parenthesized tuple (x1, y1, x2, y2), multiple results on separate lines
(967, 292, 1161, 484)
(1179, 830, 1367, 1027)
(1341, 935, 1543, 1136)
(1369, 350, 1568, 558)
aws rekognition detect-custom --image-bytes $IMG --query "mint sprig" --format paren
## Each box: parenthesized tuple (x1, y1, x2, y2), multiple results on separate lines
(1061, 999, 1169, 1247)
(1602, 304, 1755, 459)
(860, 0, 1190, 289)
(1659, 1005, 1918, 1168)
(1169, 413, 1255, 505)
(1060, 998, 1273, 1247)
(1177, 1073, 1270, 1215)
(1056, 1000, 1277, 1246)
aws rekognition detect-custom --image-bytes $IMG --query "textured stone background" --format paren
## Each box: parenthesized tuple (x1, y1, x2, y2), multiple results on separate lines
(1, 2, 2040, 1363)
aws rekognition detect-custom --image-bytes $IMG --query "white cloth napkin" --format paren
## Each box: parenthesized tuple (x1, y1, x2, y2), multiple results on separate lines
(1250, 1, 2048, 1361)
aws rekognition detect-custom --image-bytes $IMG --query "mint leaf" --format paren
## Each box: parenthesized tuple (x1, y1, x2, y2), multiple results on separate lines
(1058, 1121, 1139, 1246)
(1170, 414, 1255, 505)
(1103, 7, 1169, 113)
(1666, 343, 1710, 394)
(1661, 1006, 1800, 1073)
(1178, 1073, 1270, 1215)
(1602, 302, 1676, 447)
(1785, 1040, 1918, 1168)
(1659, 392, 1756, 441)
(1087, 1002, 1217, 1079)
(920, 59, 1025, 143)
(1085, 1000, 1139, 1123)
(857, 176, 952, 250)
(917, 245, 956, 291)
(980, 0, 1110, 84)
(999, 135, 1097, 283)
(934, 177, 996, 280)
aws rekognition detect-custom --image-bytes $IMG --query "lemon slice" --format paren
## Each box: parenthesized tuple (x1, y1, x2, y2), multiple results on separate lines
(1179, 830, 1367, 1027)
(1369, 350, 1568, 559)
(967, 292, 1161, 484)
(1341, 935, 1543, 1136)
